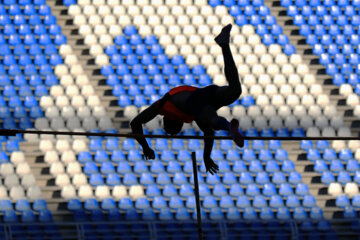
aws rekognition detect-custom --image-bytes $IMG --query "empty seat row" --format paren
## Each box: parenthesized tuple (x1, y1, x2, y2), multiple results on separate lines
(328, 182, 359, 196)
(0, 185, 42, 200)
(34, 116, 113, 131)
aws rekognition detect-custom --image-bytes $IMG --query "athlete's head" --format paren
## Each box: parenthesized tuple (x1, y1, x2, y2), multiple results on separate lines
(163, 117, 183, 135)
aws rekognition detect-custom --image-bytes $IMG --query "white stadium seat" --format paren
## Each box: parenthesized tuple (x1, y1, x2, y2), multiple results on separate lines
(129, 185, 144, 199)
(269, 116, 282, 129)
(300, 116, 313, 130)
(232, 106, 246, 119)
(21, 174, 36, 189)
(293, 105, 307, 118)
(308, 105, 322, 118)
(67, 162, 82, 176)
(61, 150, 77, 164)
(239, 116, 252, 129)
(56, 174, 71, 187)
(338, 127, 351, 137)
(79, 185, 94, 199)
(247, 106, 261, 119)
(113, 185, 127, 199)
(0, 186, 8, 199)
(95, 185, 111, 200)
(348, 141, 360, 152)
(344, 183, 359, 196)
(50, 162, 65, 175)
(10, 151, 25, 165)
(256, 94, 269, 107)
(262, 105, 276, 118)
(10, 186, 25, 200)
(322, 127, 336, 137)
(254, 116, 267, 130)
(73, 173, 88, 188)
(277, 106, 291, 119)
(284, 116, 298, 129)
(328, 183, 342, 196)
(72, 139, 88, 152)
(16, 162, 31, 176)
(61, 185, 77, 199)
(5, 175, 19, 188)
(332, 140, 346, 152)
(306, 127, 320, 137)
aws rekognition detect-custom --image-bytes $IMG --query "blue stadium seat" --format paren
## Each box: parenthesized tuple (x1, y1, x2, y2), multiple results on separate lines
(84, 198, 99, 210)
(15, 199, 31, 212)
(259, 149, 272, 161)
(111, 150, 126, 162)
(243, 207, 257, 220)
(321, 171, 335, 185)
(212, 183, 227, 197)
(330, 159, 343, 172)
(3, 210, 17, 223)
(255, 172, 270, 185)
(216, 160, 230, 173)
(352, 195, 360, 208)
(236, 195, 250, 209)
(307, 149, 321, 161)
(269, 195, 284, 208)
(33, 199, 47, 211)
(240, 172, 253, 185)
(279, 183, 293, 196)
(229, 183, 243, 197)
(302, 195, 317, 209)
(140, 172, 154, 185)
(156, 172, 171, 185)
(253, 195, 267, 208)
(286, 195, 300, 208)
(135, 198, 150, 210)
(21, 210, 36, 222)
(226, 207, 240, 220)
(343, 206, 356, 218)
(106, 173, 121, 186)
(310, 206, 324, 220)
(118, 198, 133, 210)
(152, 196, 167, 210)
(275, 149, 288, 161)
(206, 173, 220, 185)
(169, 196, 184, 209)
(346, 159, 359, 172)
(323, 148, 336, 161)
(179, 183, 193, 197)
(145, 184, 160, 199)
(100, 162, 115, 174)
(243, 149, 256, 161)
(159, 207, 173, 220)
(276, 207, 290, 220)
(0, 200, 13, 211)
(314, 160, 328, 173)
(123, 173, 138, 186)
(263, 183, 277, 197)
(265, 160, 280, 173)
(259, 207, 274, 220)
(339, 149, 353, 160)
(295, 183, 309, 196)
(89, 173, 104, 186)
(78, 151, 92, 163)
(272, 172, 286, 185)
(246, 183, 260, 196)
(338, 171, 351, 185)
(94, 150, 109, 162)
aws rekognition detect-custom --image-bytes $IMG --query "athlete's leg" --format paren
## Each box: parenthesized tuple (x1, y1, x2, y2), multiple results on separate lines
(195, 106, 244, 147)
(214, 24, 242, 107)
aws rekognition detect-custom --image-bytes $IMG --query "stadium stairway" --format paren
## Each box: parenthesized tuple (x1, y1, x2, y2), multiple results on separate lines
(35, 0, 358, 238)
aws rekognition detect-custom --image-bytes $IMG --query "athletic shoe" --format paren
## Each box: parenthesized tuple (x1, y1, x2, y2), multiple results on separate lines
(230, 119, 244, 148)
(215, 24, 232, 46)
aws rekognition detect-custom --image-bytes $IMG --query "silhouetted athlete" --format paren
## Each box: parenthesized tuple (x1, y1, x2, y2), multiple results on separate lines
(131, 24, 243, 174)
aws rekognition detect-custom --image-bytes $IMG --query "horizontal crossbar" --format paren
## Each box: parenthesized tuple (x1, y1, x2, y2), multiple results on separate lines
(1, 129, 359, 141)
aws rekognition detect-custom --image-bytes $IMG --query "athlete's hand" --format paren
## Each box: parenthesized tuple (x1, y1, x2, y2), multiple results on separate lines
(143, 147, 155, 160)
(204, 157, 219, 175)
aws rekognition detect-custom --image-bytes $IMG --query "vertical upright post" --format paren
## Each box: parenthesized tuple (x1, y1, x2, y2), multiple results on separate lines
(191, 152, 203, 240)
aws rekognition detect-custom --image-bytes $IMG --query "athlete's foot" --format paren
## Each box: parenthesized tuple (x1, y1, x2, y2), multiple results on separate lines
(215, 24, 232, 47)
(230, 119, 244, 148)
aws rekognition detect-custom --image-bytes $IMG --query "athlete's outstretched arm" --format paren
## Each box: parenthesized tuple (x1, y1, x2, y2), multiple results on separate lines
(196, 120, 219, 175)
(130, 103, 158, 159)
